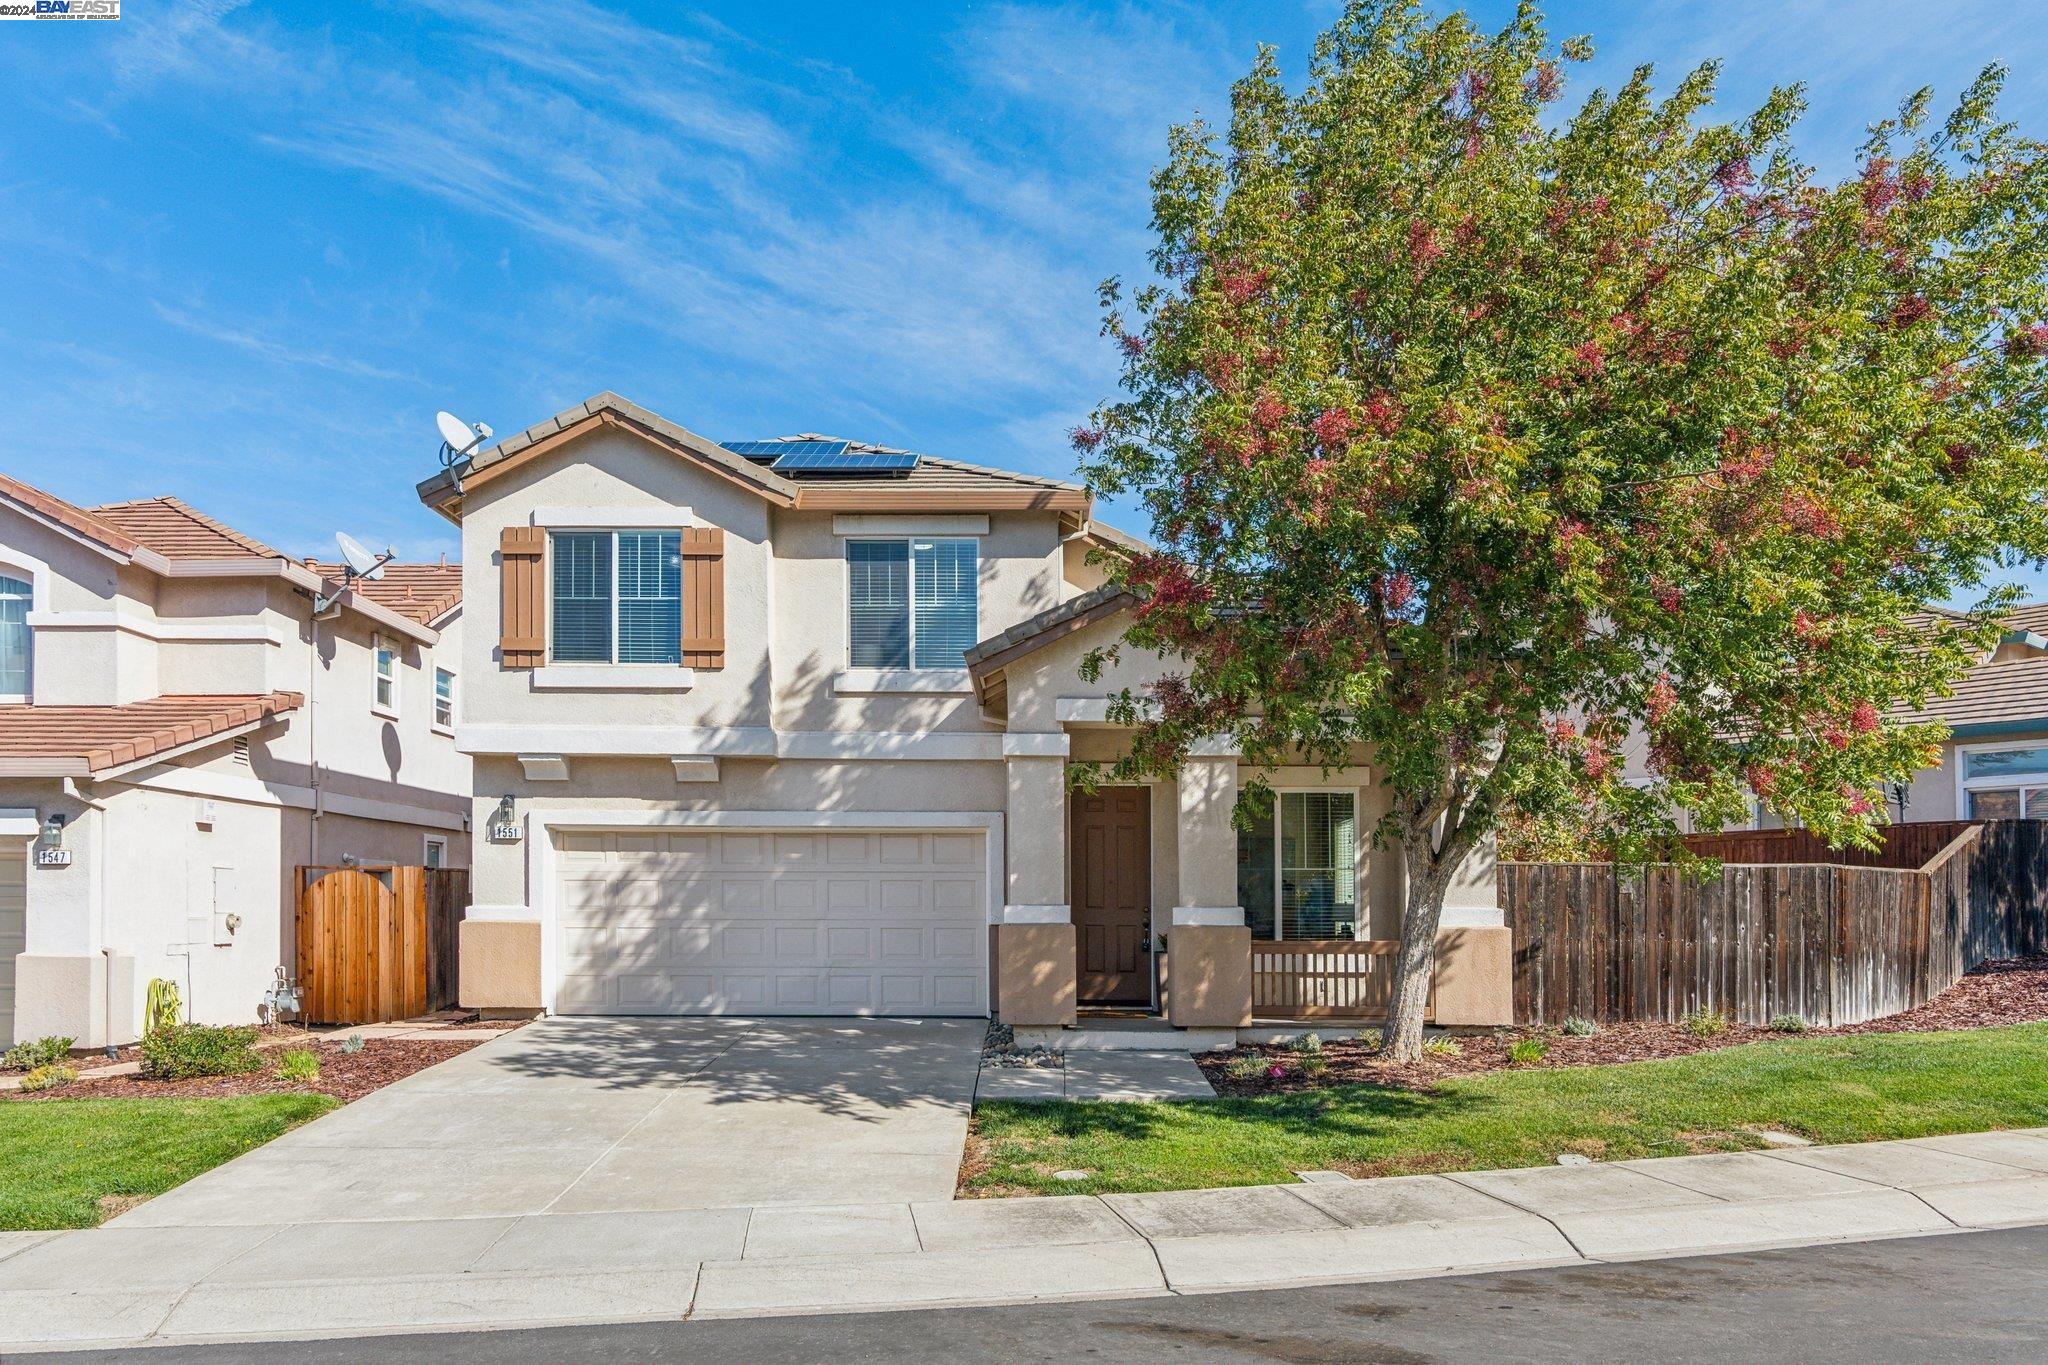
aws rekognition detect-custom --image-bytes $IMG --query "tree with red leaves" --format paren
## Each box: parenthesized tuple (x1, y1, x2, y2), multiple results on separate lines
(1075, 1, 2048, 1059)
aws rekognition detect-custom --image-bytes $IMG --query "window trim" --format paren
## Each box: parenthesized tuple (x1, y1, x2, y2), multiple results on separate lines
(1240, 786, 1365, 942)
(371, 634, 399, 719)
(547, 527, 687, 667)
(1956, 739, 2048, 818)
(842, 535, 980, 672)
(422, 834, 449, 869)
(0, 566, 32, 704)
(432, 666, 456, 734)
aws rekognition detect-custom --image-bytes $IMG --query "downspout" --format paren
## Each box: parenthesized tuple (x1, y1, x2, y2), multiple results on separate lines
(62, 777, 112, 1050)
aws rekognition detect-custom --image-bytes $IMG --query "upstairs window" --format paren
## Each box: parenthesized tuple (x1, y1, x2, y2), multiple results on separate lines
(846, 538, 978, 669)
(433, 667, 456, 729)
(550, 530, 682, 665)
(0, 574, 27, 700)
(1962, 745, 2048, 818)
(372, 636, 397, 714)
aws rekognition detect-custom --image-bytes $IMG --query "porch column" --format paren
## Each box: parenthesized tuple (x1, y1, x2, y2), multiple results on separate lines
(1167, 748, 1252, 1028)
(996, 754, 1075, 1028)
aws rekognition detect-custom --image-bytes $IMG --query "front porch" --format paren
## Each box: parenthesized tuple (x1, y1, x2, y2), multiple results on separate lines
(967, 582, 1512, 1048)
(990, 751, 1514, 1048)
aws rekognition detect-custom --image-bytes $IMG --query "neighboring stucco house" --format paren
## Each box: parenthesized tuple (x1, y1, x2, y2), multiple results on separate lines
(0, 475, 470, 1048)
(1618, 603, 2048, 832)
(421, 393, 1509, 1041)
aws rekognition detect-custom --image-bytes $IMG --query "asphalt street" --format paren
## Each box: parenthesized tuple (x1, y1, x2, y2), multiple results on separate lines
(29, 1225, 2048, 1363)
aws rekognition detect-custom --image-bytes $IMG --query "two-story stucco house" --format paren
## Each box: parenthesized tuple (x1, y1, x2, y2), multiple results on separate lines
(422, 394, 1510, 1042)
(0, 475, 470, 1048)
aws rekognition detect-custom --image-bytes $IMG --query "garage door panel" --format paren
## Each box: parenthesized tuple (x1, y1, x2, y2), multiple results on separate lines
(555, 828, 986, 1017)
(0, 844, 22, 1049)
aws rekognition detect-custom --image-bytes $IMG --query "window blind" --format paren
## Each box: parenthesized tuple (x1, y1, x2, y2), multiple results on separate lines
(615, 531, 682, 664)
(550, 531, 613, 663)
(911, 539, 978, 668)
(847, 540, 911, 668)
(1281, 792, 1358, 939)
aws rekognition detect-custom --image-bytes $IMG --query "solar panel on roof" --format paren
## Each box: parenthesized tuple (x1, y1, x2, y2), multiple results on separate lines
(720, 439, 851, 458)
(770, 447, 919, 474)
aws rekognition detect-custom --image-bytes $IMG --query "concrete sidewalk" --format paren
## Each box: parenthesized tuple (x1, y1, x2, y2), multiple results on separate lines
(6, 1127, 2048, 1350)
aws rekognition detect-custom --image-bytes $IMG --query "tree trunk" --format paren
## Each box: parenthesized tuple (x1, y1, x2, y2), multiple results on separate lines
(1380, 837, 1453, 1061)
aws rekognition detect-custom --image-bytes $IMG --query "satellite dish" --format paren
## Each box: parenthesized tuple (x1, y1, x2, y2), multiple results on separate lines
(335, 531, 390, 581)
(437, 411, 477, 450)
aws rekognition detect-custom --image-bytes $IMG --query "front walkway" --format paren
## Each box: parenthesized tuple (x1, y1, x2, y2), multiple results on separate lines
(6, 1025, 2048, 1347)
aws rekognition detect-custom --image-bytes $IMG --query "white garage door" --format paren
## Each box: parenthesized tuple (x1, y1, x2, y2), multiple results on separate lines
(0, 842, 24, 1049)
(554, 828, 987, 1016)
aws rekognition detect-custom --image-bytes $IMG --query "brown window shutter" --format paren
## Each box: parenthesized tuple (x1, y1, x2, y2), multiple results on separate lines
(679, 527, 725, 669)
(499, 526, 547, 668)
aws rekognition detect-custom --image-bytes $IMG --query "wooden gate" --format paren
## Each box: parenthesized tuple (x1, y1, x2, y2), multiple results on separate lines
(295, 865, 468, 1025)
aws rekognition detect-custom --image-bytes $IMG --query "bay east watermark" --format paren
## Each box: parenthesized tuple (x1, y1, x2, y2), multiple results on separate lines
(0, 0, 120, 18)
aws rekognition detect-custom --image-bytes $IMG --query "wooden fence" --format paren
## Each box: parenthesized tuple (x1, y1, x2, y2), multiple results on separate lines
(295, 865, 468, 1025)
(1677, 821, 1978, 870)
(1502, 820, 2047, 1028)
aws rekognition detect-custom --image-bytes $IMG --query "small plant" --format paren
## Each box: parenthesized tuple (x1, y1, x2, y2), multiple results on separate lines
(1300, 1051, 1329, 1079)
(1291, 1031, 1324, 1056)
(1682, 1009, 1729, 1039)
(1224, 1052, 1268, 1081)
(276, 1048, 321, 1082)
(1560, 1016, 1598, 1038)
(3, 1035, 74, 1072)
(140, 1024, 262, 1080)
(1421, 1037, 1464, 1059)
(19, 1064, 79, 1092)
(144, 978, 182, 1037)
(1768, 1014, 1809, 1034)
(1508, 1037, 1549, 1066)
(339, 1034, 365, 1056)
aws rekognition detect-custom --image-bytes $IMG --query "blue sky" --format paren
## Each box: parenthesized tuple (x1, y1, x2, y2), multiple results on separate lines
(2, 0, 2043, 600)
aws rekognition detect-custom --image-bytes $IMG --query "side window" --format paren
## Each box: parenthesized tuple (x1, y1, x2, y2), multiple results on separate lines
(433, 667, 456, 729)
(373, 636, 397, 714)
(845, 538, 978, 669)
(0, 573, 28, 701)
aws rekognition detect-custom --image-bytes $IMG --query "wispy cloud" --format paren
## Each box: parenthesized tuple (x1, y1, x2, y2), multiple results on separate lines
(149, 301, 409, 382)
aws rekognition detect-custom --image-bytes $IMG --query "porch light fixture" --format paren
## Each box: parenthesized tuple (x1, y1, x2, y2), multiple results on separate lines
(34, 812, 70, 867)
(488, 795, 522, 843)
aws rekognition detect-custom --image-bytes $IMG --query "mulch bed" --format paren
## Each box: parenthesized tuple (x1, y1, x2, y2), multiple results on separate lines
(1, 1037, 487, 1104)
(1198, 954, 2048, 1098)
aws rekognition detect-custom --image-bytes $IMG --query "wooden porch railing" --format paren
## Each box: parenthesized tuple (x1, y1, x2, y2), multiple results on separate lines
(1249, 940, 1431, 1020)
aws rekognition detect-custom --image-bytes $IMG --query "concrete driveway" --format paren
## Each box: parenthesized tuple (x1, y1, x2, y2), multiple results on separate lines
(117, 1016, 987, 1230)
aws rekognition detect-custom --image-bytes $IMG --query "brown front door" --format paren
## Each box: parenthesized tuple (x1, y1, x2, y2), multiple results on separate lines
(1070, 786, 1152, 1006)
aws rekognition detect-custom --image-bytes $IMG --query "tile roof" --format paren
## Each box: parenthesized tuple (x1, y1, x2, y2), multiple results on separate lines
(304, 562, 464, 625)
(88, 496, 283, 561)
(1895, 601, 2048, 732)
(419, 393, 1088, 515)
(0, 470, 144, 557)
(0, 693, 303, 776)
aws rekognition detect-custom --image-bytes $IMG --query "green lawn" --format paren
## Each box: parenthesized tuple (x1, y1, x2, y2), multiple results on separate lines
(968, 1024, 2048, 1197)
(0, 1096, 338, 1230)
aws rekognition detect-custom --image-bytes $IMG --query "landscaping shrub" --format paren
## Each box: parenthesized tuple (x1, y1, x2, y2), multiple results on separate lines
(1508, 1037, 1549, 1066)
(1768, 1014, 1809, 1033)
(339, 1034, 365, 1056)
(1682, 1009, 1728, 1039)
(19, 1064, 78, 1093)
(1560, 1017, 1598, 1038)
(276, 1048, 321, 1083)
(1300, 1052, 1329, 1079)
(3, 1036, 74, 1072)
(1421, 1037, 1464, 1059)
(140, 1025, 262, 1081)
(1224, 1052, 1269, 1081)
(1291, 1032, 1324, 1056)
